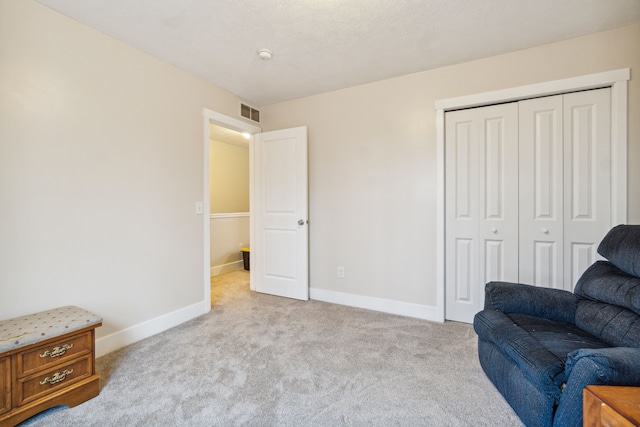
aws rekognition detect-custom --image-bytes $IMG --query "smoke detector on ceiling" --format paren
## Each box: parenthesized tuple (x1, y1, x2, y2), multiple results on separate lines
(257, 48, 273, 61)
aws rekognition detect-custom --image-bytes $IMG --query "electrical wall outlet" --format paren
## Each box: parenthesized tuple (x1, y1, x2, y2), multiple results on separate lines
(337, 266, 345, 279)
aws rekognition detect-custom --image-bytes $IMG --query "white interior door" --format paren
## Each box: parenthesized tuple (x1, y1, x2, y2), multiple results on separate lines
(445, 104, 519, 323)
(254, 126, 309, 300)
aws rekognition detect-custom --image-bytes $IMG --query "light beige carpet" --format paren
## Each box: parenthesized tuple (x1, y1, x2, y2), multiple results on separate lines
(21, 272, 522, 426)
(210, 269, 250, 307)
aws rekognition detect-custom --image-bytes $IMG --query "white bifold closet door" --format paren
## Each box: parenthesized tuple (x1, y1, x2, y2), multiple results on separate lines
(445, 88, 611, 323)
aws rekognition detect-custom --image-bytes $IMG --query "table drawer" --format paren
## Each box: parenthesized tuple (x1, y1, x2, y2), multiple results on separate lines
(16, 331, 92, 377)
(16, 356, 92, 406)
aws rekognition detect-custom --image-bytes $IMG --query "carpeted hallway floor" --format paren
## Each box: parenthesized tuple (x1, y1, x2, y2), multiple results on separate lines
(21, 270, 522, 426)
(210, 269, 250, 308)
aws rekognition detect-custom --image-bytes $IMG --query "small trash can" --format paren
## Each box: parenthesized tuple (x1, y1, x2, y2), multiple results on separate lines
(240, 247, 250, 271)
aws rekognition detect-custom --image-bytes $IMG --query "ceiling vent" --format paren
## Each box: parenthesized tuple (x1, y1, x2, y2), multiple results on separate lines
(240, 103, 260, 123)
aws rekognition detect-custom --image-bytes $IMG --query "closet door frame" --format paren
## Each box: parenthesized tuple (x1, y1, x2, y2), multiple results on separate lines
(435, 68, 629, 322)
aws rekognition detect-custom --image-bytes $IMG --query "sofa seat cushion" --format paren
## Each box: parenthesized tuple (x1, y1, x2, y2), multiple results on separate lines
(474, 310, 609, 401)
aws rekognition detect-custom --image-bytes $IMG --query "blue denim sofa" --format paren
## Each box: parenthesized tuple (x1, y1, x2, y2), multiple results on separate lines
(473, 225, 640, 427)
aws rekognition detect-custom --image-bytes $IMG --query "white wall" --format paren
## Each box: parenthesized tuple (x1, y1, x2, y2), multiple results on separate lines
(210, 214, 250, 275)
(261, 23, 640, 318)
(0, 0, 249, 355)
(209, 138, 250, 214)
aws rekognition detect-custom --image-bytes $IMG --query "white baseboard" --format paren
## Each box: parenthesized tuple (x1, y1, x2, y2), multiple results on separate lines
(310, 287, 443, 323)
(210, 260, 244, 277)
(95, 300, 210, 357)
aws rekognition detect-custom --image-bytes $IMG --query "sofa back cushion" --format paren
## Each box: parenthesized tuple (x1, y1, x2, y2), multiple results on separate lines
(575, 300, 640, 348)
(574, 252, 640, 347)
(597, 224, 640, 277)
(574, 261, 640, 315)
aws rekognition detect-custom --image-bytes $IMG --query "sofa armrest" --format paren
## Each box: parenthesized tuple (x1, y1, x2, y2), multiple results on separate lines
(554, 347, 640, 427)
(565, 347, 640, 385)
(484, 281, 578, 324)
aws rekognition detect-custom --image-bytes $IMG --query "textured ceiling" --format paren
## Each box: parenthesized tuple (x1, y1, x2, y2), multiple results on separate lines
(35, 0, 640, 106)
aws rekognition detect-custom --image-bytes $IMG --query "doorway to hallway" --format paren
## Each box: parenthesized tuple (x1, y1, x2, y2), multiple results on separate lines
(209, 123, 251, 278)
(202, 109, 310, 308)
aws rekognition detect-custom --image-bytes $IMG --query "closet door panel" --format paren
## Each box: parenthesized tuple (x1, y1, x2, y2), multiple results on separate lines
(534, 241, 559, 288)
(446, 112, 480, 323)
(445, 104, 518, 323)
(479, 107, 519, 286)
(519, 96, 564, 288)
(563, 88, 611, 290)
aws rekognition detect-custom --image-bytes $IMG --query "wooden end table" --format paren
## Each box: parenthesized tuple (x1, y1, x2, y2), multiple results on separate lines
(584, 385, 640, 427)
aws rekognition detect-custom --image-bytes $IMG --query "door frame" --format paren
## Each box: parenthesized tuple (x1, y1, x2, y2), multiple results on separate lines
(203, 108, 261, 309)
(435, 68, 630, 322)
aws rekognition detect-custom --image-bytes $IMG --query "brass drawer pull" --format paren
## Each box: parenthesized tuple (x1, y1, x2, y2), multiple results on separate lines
(40, 343, 73, 358)
(39, 369, 74, 385)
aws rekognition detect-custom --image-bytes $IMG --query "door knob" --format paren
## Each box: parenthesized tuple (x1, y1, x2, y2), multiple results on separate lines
(542, 228, 549, 234)
(491, 228, 498, 234)
(298, 219, 305, 226)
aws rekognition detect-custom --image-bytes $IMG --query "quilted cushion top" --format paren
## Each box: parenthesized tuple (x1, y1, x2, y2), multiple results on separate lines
(0, 306, 102, 353)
